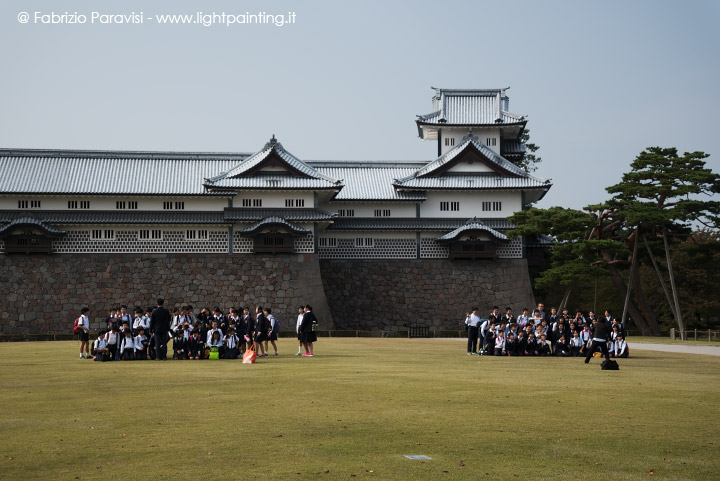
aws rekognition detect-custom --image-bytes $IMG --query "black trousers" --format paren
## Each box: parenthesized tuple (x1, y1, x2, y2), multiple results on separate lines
(154, 332, 168, 360)
(585, 340, 610, 362)
(467, 326, 479, 353)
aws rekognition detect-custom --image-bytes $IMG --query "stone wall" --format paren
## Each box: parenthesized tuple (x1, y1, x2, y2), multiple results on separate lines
(320, 259, 536, 331)
(0, 253, 332, 335)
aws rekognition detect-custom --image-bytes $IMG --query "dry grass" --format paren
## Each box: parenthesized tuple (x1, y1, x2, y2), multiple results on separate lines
(1, 338, 719, 480)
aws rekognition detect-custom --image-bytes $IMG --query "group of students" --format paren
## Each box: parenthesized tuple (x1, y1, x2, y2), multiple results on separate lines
(75, 300, 319, 361)
(464, 304, 629, 359)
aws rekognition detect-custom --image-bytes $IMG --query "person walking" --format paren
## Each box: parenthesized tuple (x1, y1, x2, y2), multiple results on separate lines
(150, 298, 172, 361)
(465, 307, 481, 355)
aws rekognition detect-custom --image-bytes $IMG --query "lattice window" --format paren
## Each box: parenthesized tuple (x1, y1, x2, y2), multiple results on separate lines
(232, 233, 253, 253)
(319, 238, 416, 259)
(91, 229, 115, 240)
(18, 200, 40, 209)
(319, 237, 337, 247)
(444, 137, 455, 147)
(486, 137, 497, 146)
(337, 209, 355, 217)
(294, 232, 314, 253)
(420, 239, 449, 259)
(53, 228, 228, 253)
(496, 237, 522, 258)
(186, 229, 208, 241)
(138, 229, 162, 240)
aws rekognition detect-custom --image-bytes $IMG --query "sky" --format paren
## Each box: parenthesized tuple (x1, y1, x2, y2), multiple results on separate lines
(1, 0, 718, 210)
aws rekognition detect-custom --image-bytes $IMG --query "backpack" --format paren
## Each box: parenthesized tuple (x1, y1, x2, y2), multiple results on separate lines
(601, 359, 619, 371)
(271, 316, 280, 333)
(73, 317, 81, 334)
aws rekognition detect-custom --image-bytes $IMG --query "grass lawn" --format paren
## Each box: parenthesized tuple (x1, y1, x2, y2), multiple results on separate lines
(628, 336, 720, 346)
(1, 339, 719, 481)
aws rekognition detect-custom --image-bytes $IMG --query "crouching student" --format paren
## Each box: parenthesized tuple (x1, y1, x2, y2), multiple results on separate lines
(207, 330, 223, 359)
(188, 328, 203, 360)
(569, 331, 584, 357)
(92, 331, 109, 362)
(134, 327, 149, 360)
(172, 329, 187, 359)
(494, 330, 507, 356)
(537, 334, 552, 356)
(554, 335, 569, 357)
(612, 334, 629, 358)
(105, 325, 121, 361)
(525, 332, 538, 356)
(506, 333, 518, 356)
(223, 327, 240, 359)
(120, 329, 136, 360)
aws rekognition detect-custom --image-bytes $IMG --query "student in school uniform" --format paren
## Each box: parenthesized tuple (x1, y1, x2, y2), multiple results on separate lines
(264, 308, 280, 356)
(482, 322, 496, 356)
(105, 307, 118, 331)
(554, 335, 570, 357)
(253, 306, 269, 357)
(243, 307, 255, 353)
(517, 308, 530, 329)
(613, 334, 629, 358)
(505, 333, 518, 356)
(206, 320, 223, 346)
(222, 327, 240, 359)
(172, 329, 187, 360)
(548, 307, 559, 328)
(77, 307, 91, 359)
(537, 334, 552, 356)
(525, 332, 538, 356)
(171, 306, 188, 334)
(212, 307, 225, 335)
(494, 330, 507, 356)
(296, 306, 305, 356)
(117, 305, 133, 331)
(569, 331, 584, 357)
(502, 307, 515, 326)
(92, 330, 109, 362)
(188, 327, 203, 360)
(132, 307, 145, 335)
(207, 330, 223, 358)
(134, 327, 149, 360)
(515, 331, 527, 356)
(531, 308, 543, 325)
(464, 307, 482, 355)
(120, 329, 135, 360)
(104, 325, 121, 361)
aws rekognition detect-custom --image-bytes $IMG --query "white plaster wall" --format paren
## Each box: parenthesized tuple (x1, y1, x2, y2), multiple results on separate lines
(236, 191, 314, 208)
(421, 191, 521, 218)
(439, 127, 501, 156)
(0, 195, 229, 211)
(319, 202, 416, 217)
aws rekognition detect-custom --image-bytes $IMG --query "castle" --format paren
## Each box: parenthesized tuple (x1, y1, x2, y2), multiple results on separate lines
(0, 88, 552, 334)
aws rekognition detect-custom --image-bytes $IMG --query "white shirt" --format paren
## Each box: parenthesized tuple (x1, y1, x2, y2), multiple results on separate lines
(120, 336, 135, 351)
(93, 338, 107, 351)
(495, 336, 505, 350)
(614, 339, 627, 356)
(78, 314, 90, 332)
(465, 313, 481, 327)
(570, 337, 584, 347)
(134, 334, 148, 351)
(207, 328, 222, 344)
(105, 330, 119, 346)
(296, 314, 304, 332)
(268, 314, 278, 332)
(224, 334, 238, 349)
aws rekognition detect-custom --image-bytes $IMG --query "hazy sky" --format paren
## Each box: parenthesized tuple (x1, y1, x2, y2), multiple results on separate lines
(1, 0, 718, 210)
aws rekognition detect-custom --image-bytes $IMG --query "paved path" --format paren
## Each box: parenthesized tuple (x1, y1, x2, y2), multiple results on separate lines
(628, 342, 720, 356)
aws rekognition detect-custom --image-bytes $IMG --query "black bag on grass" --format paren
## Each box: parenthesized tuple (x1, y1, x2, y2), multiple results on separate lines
(601, 359, 619, 370)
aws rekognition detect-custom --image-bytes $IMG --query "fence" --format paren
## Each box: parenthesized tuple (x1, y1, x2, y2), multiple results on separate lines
(669, 328, 720, 342)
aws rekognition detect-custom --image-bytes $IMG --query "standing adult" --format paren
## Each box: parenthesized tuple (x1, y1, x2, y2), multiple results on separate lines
(299, 304, 318, 357)
(150, 298, 171, 361)
(584, 314, 612, 364)
(77, 307, 91, 359)
(465, 307, 481, 355)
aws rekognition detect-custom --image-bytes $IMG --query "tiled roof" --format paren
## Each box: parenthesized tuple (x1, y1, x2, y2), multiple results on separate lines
(416, 88, 526, 126)
(394, 134, 550, 191)
(313, 165, 427, 201)
(326, 217, 514, 231)
(223, 208, 335, 222)
(0, 210, 227, 224)
(206, 136, 342, 190)
(237, 216, 309, 235)
(0, 149, 245, 195)
(437, 219, 508, 241)
(0, 216, 66, 236)
(501, 139, 526, 156)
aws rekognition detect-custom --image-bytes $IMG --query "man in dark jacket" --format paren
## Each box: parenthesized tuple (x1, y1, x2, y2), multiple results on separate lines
(253, 306, 269, 357)
(299, 305, 318, 356)
(150, 298, 172, 360)
(584, 315, 612, 363)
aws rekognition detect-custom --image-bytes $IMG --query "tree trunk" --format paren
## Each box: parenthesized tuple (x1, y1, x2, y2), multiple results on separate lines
(642, 233, 678, 320)
(631, 266, 662, 335)
(605, 260, 653, 335)
(663, 227, 685, 340)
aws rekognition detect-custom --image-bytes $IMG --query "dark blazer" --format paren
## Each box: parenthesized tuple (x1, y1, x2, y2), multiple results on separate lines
(593, 319, 612, 340)
(300, 310, 317, 333)
(150, 306, 171, 334)
(254, 313, 269, 336)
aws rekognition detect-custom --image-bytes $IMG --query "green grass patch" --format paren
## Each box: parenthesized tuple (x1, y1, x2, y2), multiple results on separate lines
(1, 339, 719, 480)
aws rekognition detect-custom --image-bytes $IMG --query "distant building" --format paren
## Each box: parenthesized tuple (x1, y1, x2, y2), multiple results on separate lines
(0, 87, 552, 261)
